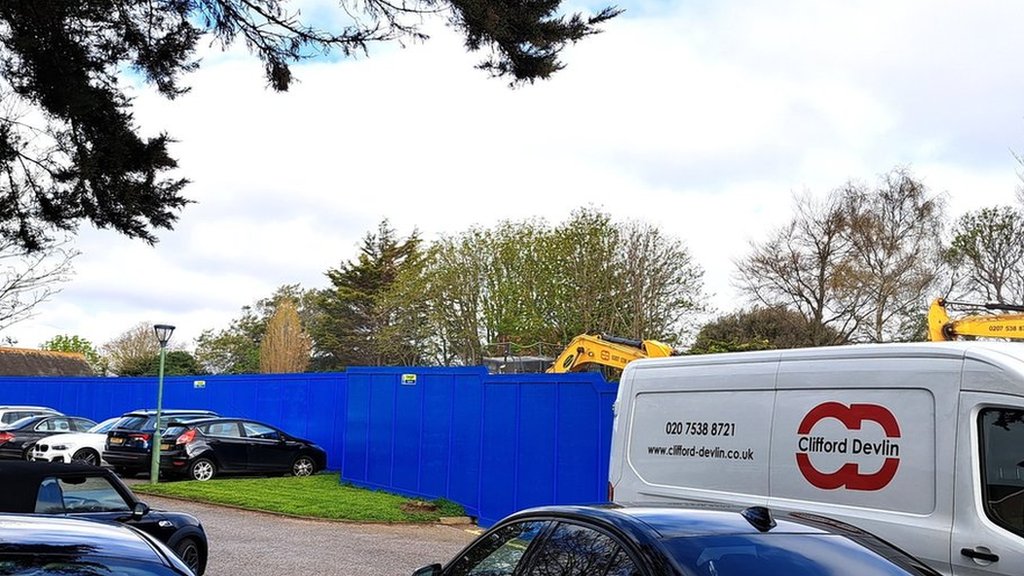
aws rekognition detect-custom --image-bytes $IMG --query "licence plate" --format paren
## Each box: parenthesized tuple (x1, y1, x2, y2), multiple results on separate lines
(109, 437, 124, 445)
(160, 444, 172, 450)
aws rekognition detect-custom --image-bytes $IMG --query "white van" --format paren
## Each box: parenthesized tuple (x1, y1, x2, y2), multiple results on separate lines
(609, 342, 1024, 576)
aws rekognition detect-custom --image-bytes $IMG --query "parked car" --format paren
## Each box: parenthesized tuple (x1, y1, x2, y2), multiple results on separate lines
(0, 460, 208, 575)
(0, 513, 195, 575)
(0, 404, 62, 425)
(33, 415, 126, 465)
(104, 409, 219, 477)
(411, 504, 940, 576)
(159, 417, 327, 481)
(0, 413, 96, 459)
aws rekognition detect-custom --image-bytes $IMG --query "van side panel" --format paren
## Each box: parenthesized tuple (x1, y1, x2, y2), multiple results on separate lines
(627, 390, 773, 496)
(615, 357, 778, 504)
(770, 355, 960, 574)
(770, 387, 935, 512)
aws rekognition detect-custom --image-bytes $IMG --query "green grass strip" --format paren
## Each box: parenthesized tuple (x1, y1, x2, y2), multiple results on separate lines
(133, 474, 465, 523)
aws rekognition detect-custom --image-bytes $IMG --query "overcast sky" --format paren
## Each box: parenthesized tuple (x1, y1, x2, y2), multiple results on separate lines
(7, 0, 1024, 351)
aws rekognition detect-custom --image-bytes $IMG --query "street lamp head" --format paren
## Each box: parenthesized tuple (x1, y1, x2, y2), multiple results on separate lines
(153, 324, 175, 348)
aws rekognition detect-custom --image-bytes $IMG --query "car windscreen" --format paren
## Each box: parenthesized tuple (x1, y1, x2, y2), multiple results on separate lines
(0, 417, 40, 431)
(163, 424, 189, 437)
(114, 416, 154, 431)
(89, 417, 127, 434)
(663, 533, 935, 576)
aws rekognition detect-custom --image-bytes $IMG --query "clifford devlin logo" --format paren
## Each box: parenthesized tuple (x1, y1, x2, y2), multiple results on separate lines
(795, 402, 901, 491)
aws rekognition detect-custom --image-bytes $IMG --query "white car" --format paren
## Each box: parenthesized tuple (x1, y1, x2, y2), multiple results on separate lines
(32, 416, 124, 466)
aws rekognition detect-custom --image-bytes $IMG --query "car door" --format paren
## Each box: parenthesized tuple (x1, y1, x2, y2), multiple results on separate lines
(22, 417, 71, 452)
(46, 473, 170, 538)
(951, 394, 1024, 576)
(443, 520, 550, 576)
(240, 421, 294, 472)
(197, 421, 248, 472)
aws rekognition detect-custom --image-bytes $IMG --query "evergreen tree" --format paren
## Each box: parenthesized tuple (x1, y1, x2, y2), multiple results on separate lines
(311, 221, 427, 368)
(0, 1, 619, 251)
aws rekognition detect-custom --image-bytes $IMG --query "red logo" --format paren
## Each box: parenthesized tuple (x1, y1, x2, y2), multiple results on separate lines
(795, 402, 901, 491)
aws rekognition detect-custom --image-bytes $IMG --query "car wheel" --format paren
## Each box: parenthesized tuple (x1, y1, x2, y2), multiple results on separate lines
(189, 458, 216, 482)
(115, 467, 139, 478)
(71, 448, 100, 466)
(22, 447, 33, 460)
(173, 537, 205, 575)
(292, 455, 316, 477)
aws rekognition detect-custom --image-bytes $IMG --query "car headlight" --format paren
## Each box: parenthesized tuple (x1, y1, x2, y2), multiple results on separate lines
(51, 445, 67, 451)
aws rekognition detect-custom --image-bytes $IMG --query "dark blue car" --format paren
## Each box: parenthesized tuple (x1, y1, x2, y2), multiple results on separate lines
(0, 513, 194, 575)
(0, 461, 208, 575)
(412, 504, 940, 576)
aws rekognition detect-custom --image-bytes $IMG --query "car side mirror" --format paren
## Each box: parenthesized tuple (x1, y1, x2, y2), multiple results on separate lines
(411, 565, 441, 576)
(132, 502, 150, 521)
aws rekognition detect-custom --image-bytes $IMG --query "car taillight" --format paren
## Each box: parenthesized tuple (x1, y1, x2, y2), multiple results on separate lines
(129, 433, 151, 442)
(0, 432, 13, 443)
(176, 429, 196, 445)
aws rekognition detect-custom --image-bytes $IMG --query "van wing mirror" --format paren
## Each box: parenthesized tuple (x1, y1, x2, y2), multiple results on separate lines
(411, 564, 442, 576)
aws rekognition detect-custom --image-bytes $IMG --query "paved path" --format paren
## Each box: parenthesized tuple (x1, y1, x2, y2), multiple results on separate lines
(142, 495, 478, 576)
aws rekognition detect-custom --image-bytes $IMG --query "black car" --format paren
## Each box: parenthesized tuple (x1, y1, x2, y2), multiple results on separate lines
(159, 417, 327, 481)
(104, 409, 219, 477)
(0, 461, 209, 575)
(0, 513, 194, 575)
(412, 504, 940, 576)
(0, 413, 96, 459)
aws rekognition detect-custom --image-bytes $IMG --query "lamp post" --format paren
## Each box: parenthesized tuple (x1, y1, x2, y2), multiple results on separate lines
(150, 324, 175, 485)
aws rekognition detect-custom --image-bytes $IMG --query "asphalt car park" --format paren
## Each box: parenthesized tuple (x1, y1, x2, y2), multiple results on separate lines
(140, 493, 478, 576)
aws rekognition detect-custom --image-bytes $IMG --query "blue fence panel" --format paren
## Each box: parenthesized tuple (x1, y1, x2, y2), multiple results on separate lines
(448, 373, 484, 517)
(334, 368, 615, 526)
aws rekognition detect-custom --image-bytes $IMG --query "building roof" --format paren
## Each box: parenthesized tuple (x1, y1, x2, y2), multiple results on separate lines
(0, 347, 94, 376)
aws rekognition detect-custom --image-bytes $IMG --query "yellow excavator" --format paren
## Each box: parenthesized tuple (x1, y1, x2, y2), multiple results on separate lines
(927, 298, 1024, 341)
(546, 333, 675, 378)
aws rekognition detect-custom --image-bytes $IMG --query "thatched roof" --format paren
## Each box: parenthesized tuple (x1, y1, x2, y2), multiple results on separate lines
(0, 347, 94, 377)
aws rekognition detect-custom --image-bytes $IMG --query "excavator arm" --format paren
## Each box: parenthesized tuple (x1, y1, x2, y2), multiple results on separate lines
(927, 298, 1024, 341)
(546, 334, 674, 374)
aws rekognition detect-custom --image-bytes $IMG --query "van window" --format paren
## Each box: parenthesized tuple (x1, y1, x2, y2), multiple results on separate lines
(979, 408, 1024, 537)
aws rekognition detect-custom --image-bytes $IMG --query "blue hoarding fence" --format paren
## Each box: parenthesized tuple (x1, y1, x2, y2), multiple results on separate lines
(341, 367, 615, 526)
(0, 367, 615, 526)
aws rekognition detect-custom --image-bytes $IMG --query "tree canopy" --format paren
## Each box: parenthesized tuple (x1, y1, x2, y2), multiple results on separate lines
(734, 168, 947, 345)
(0, 0, 620, 251)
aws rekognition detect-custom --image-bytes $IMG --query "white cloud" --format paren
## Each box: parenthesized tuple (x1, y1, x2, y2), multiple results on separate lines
(8, 0, 1024, 349)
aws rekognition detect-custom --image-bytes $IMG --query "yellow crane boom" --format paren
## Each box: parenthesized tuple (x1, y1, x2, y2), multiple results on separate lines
(927, 298, 1024, 341)
(546, 333, 674, 374)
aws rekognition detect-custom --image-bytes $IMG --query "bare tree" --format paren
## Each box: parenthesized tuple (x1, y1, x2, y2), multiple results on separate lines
(840, 169, 946, 342)
(734, 191, 856, 346)
(259, 299, 311, 373)
(0, 236, 77, 336)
